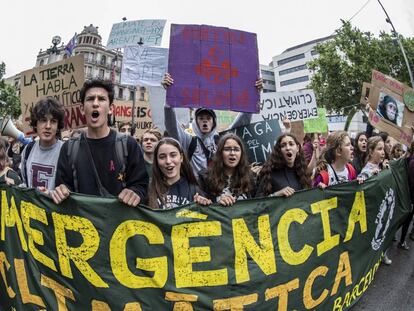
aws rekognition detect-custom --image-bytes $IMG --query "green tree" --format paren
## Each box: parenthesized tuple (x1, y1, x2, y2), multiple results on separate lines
(0, 62, 21, 118)
(308, 20, 414, 130)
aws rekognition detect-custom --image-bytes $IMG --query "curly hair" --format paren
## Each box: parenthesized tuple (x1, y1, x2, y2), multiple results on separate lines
(204, 133, 253, 197)
(148, 137, 197, 208)
(315, 131, 349, 175)
(29, 98, 65, 134)
(258, 134, 311, 196)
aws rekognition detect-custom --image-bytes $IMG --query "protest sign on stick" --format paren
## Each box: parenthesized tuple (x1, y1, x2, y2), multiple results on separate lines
(121, 46, 168, 86)
(167, 24, 259, 113)
(303, 108, 328, 133)
(106, 19, 166, 49)
(360, 71, 414, 146)
(20, 55, 85, 134)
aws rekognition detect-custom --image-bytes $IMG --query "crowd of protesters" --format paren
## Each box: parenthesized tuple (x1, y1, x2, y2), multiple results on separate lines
(1, 75, 414, 268)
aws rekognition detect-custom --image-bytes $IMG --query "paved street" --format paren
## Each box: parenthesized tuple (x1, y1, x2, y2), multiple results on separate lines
(352, 235, 414, 311)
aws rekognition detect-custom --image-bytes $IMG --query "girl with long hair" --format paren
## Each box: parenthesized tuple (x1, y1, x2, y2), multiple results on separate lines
(352, 132, 368, 174)
(198, 133, 255, 206)
(358, 136, 388, 181)
(313, 131, 356, 188)
(256, 134, 311, 197)
(0, 139, 22, 186)
(147, 137, 211, 209)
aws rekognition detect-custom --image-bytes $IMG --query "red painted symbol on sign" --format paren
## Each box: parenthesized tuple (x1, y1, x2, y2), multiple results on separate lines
(195, 46, 238, 84)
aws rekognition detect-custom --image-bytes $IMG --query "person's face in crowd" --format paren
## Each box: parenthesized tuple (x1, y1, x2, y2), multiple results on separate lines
(385, 137, 393, 153)
(142, 133, 159, 155)
(280, 136, 299, 168)
(386, 102, 397, 121)
(370, 141, 385, 164)
(119, 124, 131, 136)
(357, 135, 367, 153)
(37, 114, 58, 148)
(338, 136, 354, 162)
(157, 143, 183, 185)
(82, 87, 112, 130)
(393, 147, 404, 159)
(196, 113, 214, 134)
(222, 138, 242, 170)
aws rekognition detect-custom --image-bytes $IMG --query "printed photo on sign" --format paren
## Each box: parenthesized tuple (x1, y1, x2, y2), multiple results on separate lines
(376, 92, 404, 126)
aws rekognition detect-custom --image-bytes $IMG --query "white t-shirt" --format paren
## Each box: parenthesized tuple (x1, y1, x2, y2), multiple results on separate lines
(327, 164, 350, 186)
(21, 140, 63, 190)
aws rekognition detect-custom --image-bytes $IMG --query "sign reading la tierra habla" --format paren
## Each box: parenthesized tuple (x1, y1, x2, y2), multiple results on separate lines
(20, 55, 85, 134)
(167, 24, 260, 113)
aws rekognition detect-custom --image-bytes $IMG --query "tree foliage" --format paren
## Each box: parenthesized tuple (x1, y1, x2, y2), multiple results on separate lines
(308, 20, 414, 127)
(0, 62, 21, 118)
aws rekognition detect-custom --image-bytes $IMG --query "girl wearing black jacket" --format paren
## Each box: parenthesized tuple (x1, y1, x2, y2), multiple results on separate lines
(256, 134, 311, 197)
(198, 133, 256, 206)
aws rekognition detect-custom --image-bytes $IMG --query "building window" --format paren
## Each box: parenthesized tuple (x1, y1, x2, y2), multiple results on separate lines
(280, 75, 309, 87)
(99, 69, 105, 79)
(277, 53, 305, 66)
(93, 38, 97, 45)
(139, 87, 146, 101)
(311, 50, 319, 56)
(101, 55, 106, 66)
(279, 64, 307, 76)
(130, 90, 134, 100)
(118, 88, 124, 99)
(39, 59, 44, 66)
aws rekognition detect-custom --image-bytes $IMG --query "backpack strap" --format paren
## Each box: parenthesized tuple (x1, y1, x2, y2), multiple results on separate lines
(346, 163, 357, 181)
(67, 135, 82, 192)
(115, 133, 128, 188)
(187, 136, 198, 161)
(22, 141, 36, 184)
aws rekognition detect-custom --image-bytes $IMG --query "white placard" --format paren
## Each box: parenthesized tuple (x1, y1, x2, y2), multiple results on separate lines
(121, 46, 168, 86)
(106, 19, 166, 49)
(252, 89, 318, 123)
(148, 87, 190, 132)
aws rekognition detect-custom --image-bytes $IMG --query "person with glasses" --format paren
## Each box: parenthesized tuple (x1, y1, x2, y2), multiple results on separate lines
(140, 128, 162, 179)
(198, 133, 256, 206)
(256, 134, 311, 197)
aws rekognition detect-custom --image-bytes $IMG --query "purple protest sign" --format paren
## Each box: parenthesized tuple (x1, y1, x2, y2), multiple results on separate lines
(167, 24, 259, 113)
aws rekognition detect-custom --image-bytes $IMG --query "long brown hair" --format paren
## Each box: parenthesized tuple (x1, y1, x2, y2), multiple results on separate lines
(258, 134, 311, 196)
(315, 131, 349, 175)
(148, 137, 197, 208)
(0, 139, 9, 171)
(205, 133, 253, 197)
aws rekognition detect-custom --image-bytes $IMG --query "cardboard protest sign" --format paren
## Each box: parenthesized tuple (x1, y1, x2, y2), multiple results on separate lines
(112, 90, 155, 138)
(148, 86, 190, 132)
(121, 46, 168, 86)
(167, 24, 259, 113)
(106, 19, 166, 49)
(360, 71, 414, 146)
(252, 89, 318, 123)
(303, 107, 328, 133)
(0, 160, 409, 310)
(20, 55, 85, 134)
(222, 119, 281, 164)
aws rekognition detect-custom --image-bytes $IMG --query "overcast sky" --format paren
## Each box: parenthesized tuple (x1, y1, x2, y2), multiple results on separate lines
(1, 0, 413, 77)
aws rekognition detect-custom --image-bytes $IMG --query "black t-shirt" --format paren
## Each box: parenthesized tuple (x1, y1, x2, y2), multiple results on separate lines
(256, 167, 302, 197)
(56, 130, 148, 198)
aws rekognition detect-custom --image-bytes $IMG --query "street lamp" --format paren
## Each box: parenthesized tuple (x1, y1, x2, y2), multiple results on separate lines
(377, 0, 414, 88)
(46, 35, 62, 64)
